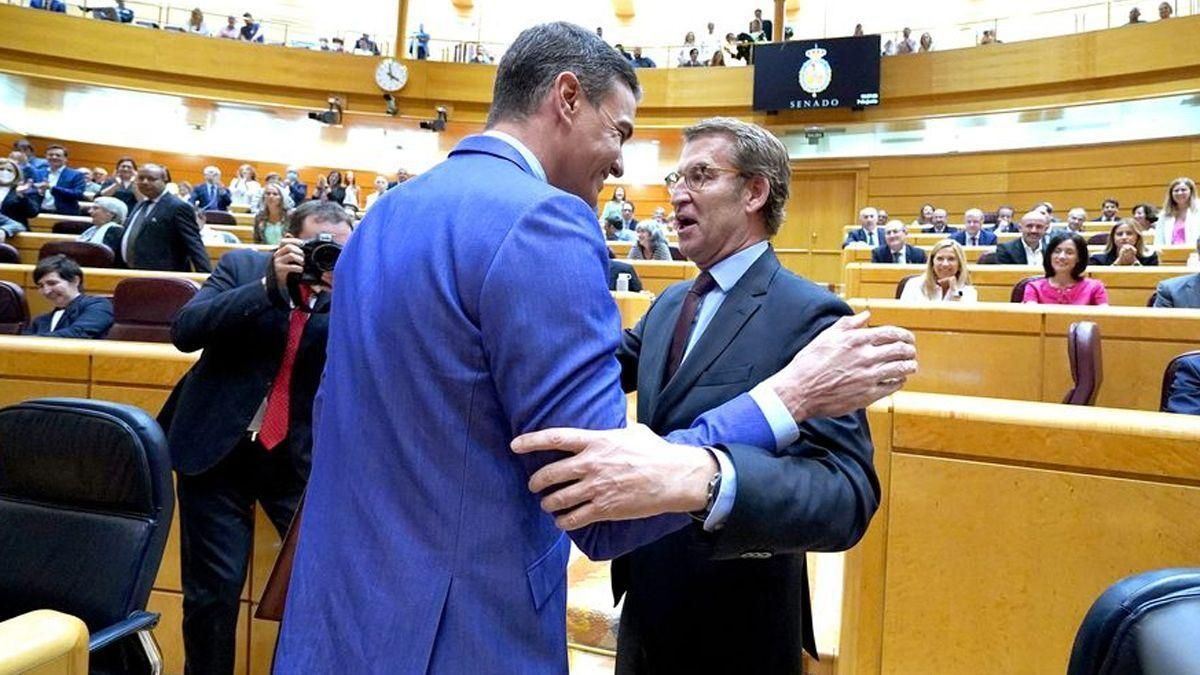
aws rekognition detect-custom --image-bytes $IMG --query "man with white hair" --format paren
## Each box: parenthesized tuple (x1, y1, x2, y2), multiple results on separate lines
(843, 206, 881, 247)
(1060, 207, 1088, 233)
(190, 166, 232, 212)
(951, 208, 998, 247)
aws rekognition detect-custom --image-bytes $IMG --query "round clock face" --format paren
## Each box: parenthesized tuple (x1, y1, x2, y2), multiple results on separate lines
(375, 58, 408, 92)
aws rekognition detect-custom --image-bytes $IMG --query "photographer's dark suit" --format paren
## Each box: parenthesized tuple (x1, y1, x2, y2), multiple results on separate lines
(162, 248, 328, 675)
(612, 247, 879, 674)
(119, 192, 212, 273)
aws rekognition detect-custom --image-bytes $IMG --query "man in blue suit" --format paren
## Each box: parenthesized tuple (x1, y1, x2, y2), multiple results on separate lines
(34, 145, 88, 216)
(1166, 353, 1200, 414)
(275, 23, 914, 674)
(190, 166, 233, 212)
(950, 208, 999, 247)
(842, 206, 881, 248)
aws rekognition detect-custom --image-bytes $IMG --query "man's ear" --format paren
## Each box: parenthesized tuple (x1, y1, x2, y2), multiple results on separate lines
(552, 72, 584, 124)
(743, 175, 770, 215)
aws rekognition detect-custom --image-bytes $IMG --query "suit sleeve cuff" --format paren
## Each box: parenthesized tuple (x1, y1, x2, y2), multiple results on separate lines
(749, 382, 800, 450)
(702, 447, 737, 532)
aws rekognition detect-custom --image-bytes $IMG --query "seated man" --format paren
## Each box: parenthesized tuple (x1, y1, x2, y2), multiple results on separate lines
(951, 208, 998, 246)
(1165, 353, 1200, 414)
(1056, 207, 1088, 233)
(843, 206, 880, 248)
(1099, 198, 1120, 222)
(990, 211, 1048, 265)
(922, 208, 957, 235)
(239, 13, 264, 42)
(605, 214, 635, 242)
(1154, 237, 1200, 308)
(992, 204, 1017, 232)
(607, 256, 644, 292)
(22, 255, 113, 339)
(872, 220, 927, 264)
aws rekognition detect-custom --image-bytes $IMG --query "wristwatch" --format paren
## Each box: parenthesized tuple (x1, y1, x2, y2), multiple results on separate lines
(690, 468, 723, 522)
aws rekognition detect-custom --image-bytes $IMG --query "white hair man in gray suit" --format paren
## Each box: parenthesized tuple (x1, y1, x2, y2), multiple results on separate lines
(1154, 237, 1200, 308)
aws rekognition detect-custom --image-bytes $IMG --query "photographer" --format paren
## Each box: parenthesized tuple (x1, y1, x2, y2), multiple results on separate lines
(161, 200, 352, 675)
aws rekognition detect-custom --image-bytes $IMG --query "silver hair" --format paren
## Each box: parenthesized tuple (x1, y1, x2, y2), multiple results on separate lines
(92, 196, 128, 224)
(634, 220, 668, 247)
(682, 117, 790, 235)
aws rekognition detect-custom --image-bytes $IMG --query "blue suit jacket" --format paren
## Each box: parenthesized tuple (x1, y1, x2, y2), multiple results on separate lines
(39, 167, 88, 216)
(190, 183, 232, 212)
(1166, 354, 1200, 414)
(842, 226, 881, 248)
(950, 229, 998, 246)
(274, 135, 779, 673)
(23, 295, 113, 338)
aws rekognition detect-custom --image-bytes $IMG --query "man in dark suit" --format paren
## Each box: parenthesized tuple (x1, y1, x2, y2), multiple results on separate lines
(842, 206, 881, 248)
(872, 220, 927, 264)
(950, 208, 999, 247)
(921, 208, 958, 235)
(755, 8, 774, 40)
(1154, 246, 1200, 308)
(119, 163, 212, 273)
(190, 166, 233, 212)
(608, 256, 644, 292)
(527, 118, 881, 674)
(161, 200, 352, 675)
(991, 210, 1048, 265)
(33, 145, 88, 216)
(284, 167, 307, 205)
(1165, 353, 1200, 414)
(23, 254, 113, 338)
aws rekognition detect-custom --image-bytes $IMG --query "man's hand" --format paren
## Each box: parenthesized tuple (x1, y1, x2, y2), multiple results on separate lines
(764, 311, 917, 422)
(512, 424, 716, 530)
(271, 237, 305, 294)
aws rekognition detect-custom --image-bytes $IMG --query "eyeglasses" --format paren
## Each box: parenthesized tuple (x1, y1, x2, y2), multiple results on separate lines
(664, 164, 746, 192)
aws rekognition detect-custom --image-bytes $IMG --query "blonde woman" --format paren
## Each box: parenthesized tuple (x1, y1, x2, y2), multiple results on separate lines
(342, 171, 361, 210)
(1154, 177, 1200, 247)
(229, 163, 262, 209)
(252, 183, 289, 244)
(899, 239, 978, 302)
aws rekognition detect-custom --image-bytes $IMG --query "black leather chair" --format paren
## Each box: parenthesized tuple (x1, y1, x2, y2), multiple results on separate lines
(1087, 232, 1109, 246)
(668, 245, 687, 261)
(1161, 350, 1200, 412)
(0, 242, 18, 264)
(1064, 321, 1102, 405)
(0, 398, 173, 674)
(107, 277, 199, 342)
(203, 210, 237, 225)
(1147, 292, 1159, 307)
(1067, 568, 1200, 675)
(895, 274, 920, 299)
(52, 220, 91, 236)
(1011, 276, 1039, 303)
(0, 280, 29, 334)
(39, 240, 116, 268)
(977, 251, 997, 265)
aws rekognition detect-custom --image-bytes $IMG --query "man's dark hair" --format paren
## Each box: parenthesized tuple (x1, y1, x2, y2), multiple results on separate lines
(45, 144, 67, 156)
(1102, 197, 1119, 208)
(604, 214, 623, 230)
(287, 200, 354, 236)
(33, 254, 84, 288)
(487, 22, 640, 127)
(1042, 232, 1089, 280)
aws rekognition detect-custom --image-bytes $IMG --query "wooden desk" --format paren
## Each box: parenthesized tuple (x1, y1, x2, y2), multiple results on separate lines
(8, 232, 272, 270)
(841, 392, 1200, 674)
(629, 260, 698, 295)
(841, 245, 1195, 271)
(27, 215, 257, 244)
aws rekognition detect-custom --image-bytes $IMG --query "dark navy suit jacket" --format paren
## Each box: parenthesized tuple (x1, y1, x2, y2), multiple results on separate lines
(190, 183, 232, 212)
(872, 244, 927, 264)
(842, 226, 881, 248)
(38, 166, 88, 216)
(1, 188, 40, 226)
(24, 295, 113, 338)
(1166, 354, 1200, 415)
(951, 229, 998, 246)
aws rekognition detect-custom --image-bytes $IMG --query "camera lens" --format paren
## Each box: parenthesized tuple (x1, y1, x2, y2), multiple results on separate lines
(310, 242, 341, 272)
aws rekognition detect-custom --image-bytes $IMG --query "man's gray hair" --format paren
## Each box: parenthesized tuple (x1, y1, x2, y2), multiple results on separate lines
(682, 117, 791, 235)
(487, 22, 640, 127)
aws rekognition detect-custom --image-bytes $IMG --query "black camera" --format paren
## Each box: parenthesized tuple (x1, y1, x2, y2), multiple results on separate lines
(286, 233, 343, 312)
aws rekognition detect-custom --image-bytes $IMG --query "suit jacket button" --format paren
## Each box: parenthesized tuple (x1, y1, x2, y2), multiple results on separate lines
(741, 551, 772, 559)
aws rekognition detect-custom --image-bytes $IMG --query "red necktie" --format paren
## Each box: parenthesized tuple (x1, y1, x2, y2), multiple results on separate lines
(258, 293, 310, 450)
(665, 271, 717, 382)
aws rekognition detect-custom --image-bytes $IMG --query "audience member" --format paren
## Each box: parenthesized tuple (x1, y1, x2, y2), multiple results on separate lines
(0, 158, 40, 227)
(698, 22, 720, 60)
(911, 203, 934, 229)
(0, 213, 26, 244)
(877, 208, 890, 224)
(87, 0, 133, 23)
(651, 206, 667, 224)
(311, 174, 330, 201)
(872, 220, 926, 264)
(330, 38, 345, 53)
(12, 139, 49, 176)
(1089, 220, 1158, 266)
(723, 33, 747, 64)
(29, 0, 66, 12)
(34, 145, 88, 216)
(1023, 232, 1108, 305)
(195, 207, 239, 245)
(354, 33, 380, 55)
(980, 29, 999, 44)
(745, 18, 767, 43)
(1130, 202, 1157, 237)
(754, 7, 773, 40)
(992, 210, 1048, 264)
(240, 13, 265, 42)
(951, 208, 998, 246)
(229, 164, 262, 209)
(630, 47, 656, 68)
(604, 214, 635, 242)
(177, 181, 194, 202)
(324, 170, 346, 205)
(1061, 207, 1088, 233)
(1158, 2, 1173, 19)
(628, 221, 671, 260)
(217, 15, 238, 39)
(613, 43, 632, 60)
(1153, 237, 1200, 308)
(253, 183, 290, 244)
(899, 240, 977, 302)
(93, 167, 108, 185)
(1164, 353, 1200, 414)
(99, 157, 139, 210)
(619, 200, 638, 232)
(365, 176, 389, 210)
(1154, 177, 1200, 247)
(191, 165, 232, 211)
(1128, 7, 1144, 23)
(77, 196, 127, 251)
(922, 208, 956, 235)
(80, 167, 102, 200)
(677, 32, 698, 67)
(342, 171, 360, 210)
(601, 186, 627, 222)
(388, 168, 412, 189)
(162, 200, 352, 675)
(896, 27, 917, 54)
(993, 204, 1017, 232)
(709, 49, 726, 66)
(23, 255, 113, 338)
(410, 23, 430, 60)
(284, 167, 308, 204)
(317, 37, 330, 51)
(1099, 197, 1120, 221)
(119, 163, 211, 272)
(681, 48, 704, 67)
(843, 206, 881, 247)
(469, 45, 494, 63)
(187, 8, 211, 35)
(853, 23, 865, 37)
(919, 32, 933, 52)
(607, 255, 644, 292)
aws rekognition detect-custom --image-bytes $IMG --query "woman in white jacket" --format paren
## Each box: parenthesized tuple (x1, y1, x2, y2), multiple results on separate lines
(1155, 177, 1200, 248)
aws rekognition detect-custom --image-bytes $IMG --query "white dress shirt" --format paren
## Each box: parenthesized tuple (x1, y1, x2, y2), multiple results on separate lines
(42, 167, 61, 210)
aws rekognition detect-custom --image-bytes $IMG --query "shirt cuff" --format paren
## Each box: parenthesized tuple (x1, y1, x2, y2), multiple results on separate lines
(749, 382, 801, 450)
(702, 447, 737, 532)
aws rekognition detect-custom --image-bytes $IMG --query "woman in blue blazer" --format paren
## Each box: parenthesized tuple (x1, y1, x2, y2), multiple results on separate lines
(23, 254, 113, 339)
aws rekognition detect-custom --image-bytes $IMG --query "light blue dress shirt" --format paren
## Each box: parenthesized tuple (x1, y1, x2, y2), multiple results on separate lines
(482, 130, 547, 182)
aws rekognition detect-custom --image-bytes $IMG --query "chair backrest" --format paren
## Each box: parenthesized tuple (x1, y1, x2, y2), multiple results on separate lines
(1064, 321, 1103, 405)
(1160, 350, 1200, 412)
(51, 220, 91, 236)
(38, 241, 115, 268)
(0, 398, 173, 634)
(0, 280, 29, 335)
(668, 245, 687, 261)
(977, 251, 997, 265)
(1067, 568, 1200, 675)
(0, 243, 18, 264)
(1011, 276, 1038, 303)
(1147, 292, 1158, 308)
(1088, 232, 1109, 246)
(203, 210, 236, 225)
(106, 277, 198, 343)
(895, 274, 920, 299)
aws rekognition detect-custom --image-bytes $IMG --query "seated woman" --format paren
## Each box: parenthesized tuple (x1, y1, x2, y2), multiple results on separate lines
(23, 254, 113, 339)
(628, 221, 671, 261)
(899, 239, 978, 302)
(77, 196, 127, 251)
(1088, 220, 1159, 266)
(1023, 232, 1108, 306)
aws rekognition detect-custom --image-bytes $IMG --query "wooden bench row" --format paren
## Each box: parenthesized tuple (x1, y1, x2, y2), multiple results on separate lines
(841, 243, 1197, 268)
(841, 221, 1116, 237)
(28, 214, 257, 244)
